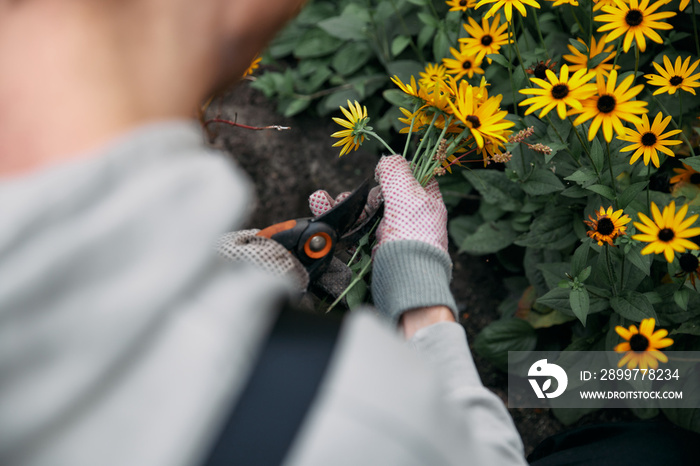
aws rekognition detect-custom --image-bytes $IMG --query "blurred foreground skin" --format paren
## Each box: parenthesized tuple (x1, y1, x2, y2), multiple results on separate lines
(0, 1, 526, 465)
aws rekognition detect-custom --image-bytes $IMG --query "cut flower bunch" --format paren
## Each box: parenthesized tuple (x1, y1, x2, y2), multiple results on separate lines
(258, 0, 700, 429)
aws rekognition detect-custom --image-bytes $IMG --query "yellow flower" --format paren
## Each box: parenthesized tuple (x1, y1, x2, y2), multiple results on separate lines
(443, 46, 485, 81)
(419, 63, 448, 88)
(459, 13, 511, 63)
(676, 253, 700, 289)
(548, 0, 579, 6)
(519, 64, 597, 120)
(331, 100, 369, 157)
(670, 163, 700, 186)
(448, 80, 514, 149)
(475, 0, 541, 22)
(446, 0, 478, 11)
(614, 318, 673, 370)
(618, 112, 683, 167)
(584, 206, 631, 246)
(562, 36, 619, 77)
(242, 56, 262, 78)
(679, 0, 700, 11)
(632, 201, 700, 262)
(644, 56, 700, 96)
(570, 69, 648, 142)
(595, 0, 675, 53)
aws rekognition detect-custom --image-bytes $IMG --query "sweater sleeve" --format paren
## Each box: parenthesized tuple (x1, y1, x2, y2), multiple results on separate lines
(410, 322, 527, 465)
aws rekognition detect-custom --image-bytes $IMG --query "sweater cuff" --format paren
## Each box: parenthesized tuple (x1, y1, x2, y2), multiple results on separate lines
(371, 240, 458, 323)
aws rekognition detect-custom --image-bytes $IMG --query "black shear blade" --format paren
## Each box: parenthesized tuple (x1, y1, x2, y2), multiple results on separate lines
(312, 178, 370, 236)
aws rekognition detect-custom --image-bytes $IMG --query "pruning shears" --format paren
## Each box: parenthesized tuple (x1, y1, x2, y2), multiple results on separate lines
(256, 179, 381, 281)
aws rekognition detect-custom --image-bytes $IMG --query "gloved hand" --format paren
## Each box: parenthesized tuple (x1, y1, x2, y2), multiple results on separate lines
(308, 186, 382, 223)
(370, 155, 457, 323)
(216, 230, 309, 292)
(373, 154, 448, 252)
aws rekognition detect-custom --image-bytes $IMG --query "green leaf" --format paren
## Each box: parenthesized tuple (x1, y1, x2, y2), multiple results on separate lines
(515, 208, 577, 250)
(294, 29, 344, 58)
(569, 288, 590, 325)
(610, 290, 658, 322)
(449, 215, 480, 244)
(457, 220, 518, 255)
(565, 167, 598, 184)
(386, 60, 423, 82)
(417, 11, 440, 28)
(391, 35, 412, 57)
(571, 240, 591, 276)
(486, 52, 511, 68)
(618, 181, 648, 209)
(383, 89, 410, 107)
(578, 266, 592, 282)
(590, 138, 604, 172)
(568, 38, 588, 54)
(672, 316, 700, 335)
(473, 318, 537, 371)
(585, 184, 616, 200)
(624, 244, 653, 276)
(680, 156, 700, 172)
(674, 288, 691, 311)
(521, 169, 565, 195)
(463, 169, 524, 211)
(317, 6, 369, 41)
(332, 42, 373, 76)
(282, 98, 311, 117)
(433, 29, 450, 60)
(345, 274, 367, 309)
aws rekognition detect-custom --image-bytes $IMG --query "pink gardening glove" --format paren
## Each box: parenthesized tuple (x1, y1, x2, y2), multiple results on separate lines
(374, 155, 448, 253)
(308, 186, 382, 222)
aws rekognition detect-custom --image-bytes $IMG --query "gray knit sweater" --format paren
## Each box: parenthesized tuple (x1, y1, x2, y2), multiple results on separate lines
(0, 121, 526, 466)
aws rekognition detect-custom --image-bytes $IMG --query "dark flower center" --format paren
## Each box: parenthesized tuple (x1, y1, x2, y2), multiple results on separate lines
(481, 35, 493, 46)
(534, 63, 549, 80)
(459, 0, 468, 5)
(466, 115, 481, 129)
(597, 95, 616, 113)
(596, 217, 615, 236)
(630, 334, 649, 352)
(463, 60, 472, 69)
(641, 132, 657, 147)
(690, 173, 700, 184)
(551, 84, 569, 99)
(625, 9, 643, 27)
(670, 76, 684, 86)
(679, 253, 699, 272)
(658, 228, 675, 242)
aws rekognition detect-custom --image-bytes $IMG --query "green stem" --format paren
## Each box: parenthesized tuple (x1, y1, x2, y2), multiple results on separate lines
(518, 14, 532, 50)
(634, 44, 639, 78)
(605, 244, 618, 296)
(589, 0, 594, 43)
(568, 116, 591, 158)
(507, 21, 519, 117)
(652, 95, 697, 157)
(418, 118, 452, 185)
(365, 130, 396, 155)
(606, 140, 618, 209)
(693, 0, 700, 58)
(412, 114, 438, 172)
(510, 20, 529, 82)
(612, 38, 623, 67)
(569, 4, 584, 35)
(620, 254, 625, 290)
(532, 8, 549, 59)
(402, 104, 419, 159)
(678, 92, 684, 137)
(647, 163, 651, 215)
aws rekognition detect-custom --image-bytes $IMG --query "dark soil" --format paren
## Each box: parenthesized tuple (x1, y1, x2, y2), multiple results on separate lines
(205, 81, 629, 456)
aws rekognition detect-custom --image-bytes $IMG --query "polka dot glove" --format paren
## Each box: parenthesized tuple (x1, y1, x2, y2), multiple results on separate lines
(217, 229, 309, 292)
(374, 155, 448, 253)
(308, 187, 382, 222)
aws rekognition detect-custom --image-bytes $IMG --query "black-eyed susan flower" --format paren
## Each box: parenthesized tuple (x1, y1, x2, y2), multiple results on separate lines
(419, 63, 448, 89)
(645, 56, 700, 96)
(670, 163, 700, 186)
(584, 206, 631, 246)
(675, 252, 700, 288)
(562, 36, 619, 77)
(331, 100, 370, 157)
(443, 46, 485, 81)
(448, 80, 514, 149)
(548, 0, 579, 6)
(570, 69, 648, 142)
(242, 56, 262, 78)
(595, 0, 675, 53)
(618, 112, 683, 167)
(460, 13, 511, 63)
(475, 0, 541, 22)
(679, 0, 700, 11)
(526, 59, 557, 80)
(632, 201, 700, 262)
(614, 318, 674, 370)
(446, 0, 477, 12)
(519, 64, 597, 120)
